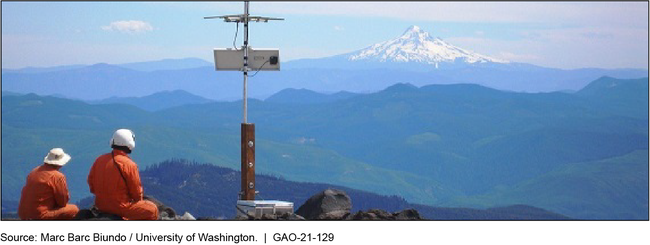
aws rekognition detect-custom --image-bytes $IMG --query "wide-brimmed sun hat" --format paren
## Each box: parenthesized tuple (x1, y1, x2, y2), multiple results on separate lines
(43, 148, 71, 166)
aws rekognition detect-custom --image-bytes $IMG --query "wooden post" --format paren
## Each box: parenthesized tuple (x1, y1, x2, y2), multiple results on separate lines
(241, 123, 255, 200)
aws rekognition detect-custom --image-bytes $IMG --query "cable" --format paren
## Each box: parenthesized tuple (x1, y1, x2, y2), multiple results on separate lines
(233, 21, 240, 51)
(249, 59, 269, 78)
(255, 191, 266, 201)
(235, 204, 256, 220)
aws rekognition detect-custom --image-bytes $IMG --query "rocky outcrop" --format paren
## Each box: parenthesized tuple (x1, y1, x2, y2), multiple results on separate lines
(296, 189, 352, 220)
(295, 189, 422, 220)
(204, 212, 305, 221)
(73, 195, 196, 221)
(73, 209, 123, 220)
(144, 196, 197, 220)
(255, 213, 306, 221)
(69, 190, 419, 221)
(345, 209, 421, 220)
(394, 209, 421, 220)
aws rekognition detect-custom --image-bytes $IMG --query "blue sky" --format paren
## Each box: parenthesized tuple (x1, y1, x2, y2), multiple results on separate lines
(2, 1, 648, 69)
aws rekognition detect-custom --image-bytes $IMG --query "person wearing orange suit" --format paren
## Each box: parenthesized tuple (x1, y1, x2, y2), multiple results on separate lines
(87, 129, 158, 220)
(18, 148, 80, 220)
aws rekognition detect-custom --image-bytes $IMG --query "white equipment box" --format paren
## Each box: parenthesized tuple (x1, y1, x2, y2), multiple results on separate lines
(214, 47, 280, 71)
(236, 200, 294, 219)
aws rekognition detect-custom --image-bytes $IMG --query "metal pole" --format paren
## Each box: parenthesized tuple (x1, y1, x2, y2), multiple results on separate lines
(242, 1, 249, 123)
(240, 1, 255, 201)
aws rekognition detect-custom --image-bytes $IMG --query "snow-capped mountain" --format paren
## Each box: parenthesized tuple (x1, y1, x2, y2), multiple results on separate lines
(347, 25, 508, 68)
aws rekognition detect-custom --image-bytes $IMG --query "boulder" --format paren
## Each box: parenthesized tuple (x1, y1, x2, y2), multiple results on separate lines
(296, 189, 352, 220)
(394, 209, 421, 220)
(178, 212, 197, 221)
(348, 209, 394, 220)
(237, 212, 305, 221)
(144, 195, 176, 220)
(73, 209, 95, 220)
(73, 208, 123, 220)
(346, 209, 422, 220)
(260, 213, 278, 220)
(278, 212, 306, 221)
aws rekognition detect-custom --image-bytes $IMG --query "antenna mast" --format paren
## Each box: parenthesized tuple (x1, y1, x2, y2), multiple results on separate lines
(243, 1, 249, 123)
(205, 1, 283, 201)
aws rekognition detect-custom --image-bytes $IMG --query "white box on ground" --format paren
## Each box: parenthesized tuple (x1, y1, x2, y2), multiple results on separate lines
(236, 200, 294, 219)
(214, 47, 280, 71)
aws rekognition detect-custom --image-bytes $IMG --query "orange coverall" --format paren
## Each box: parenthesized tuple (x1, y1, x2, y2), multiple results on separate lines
(87, 149, 158, 220)
(18, 164, 79, 220)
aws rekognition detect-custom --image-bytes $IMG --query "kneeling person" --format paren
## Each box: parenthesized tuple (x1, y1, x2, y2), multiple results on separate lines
(87, 129, 158, 220)
(18, 148, 79, 220)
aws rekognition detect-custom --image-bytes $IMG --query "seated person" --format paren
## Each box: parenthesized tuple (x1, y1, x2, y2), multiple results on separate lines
(18, 148, 79, 220)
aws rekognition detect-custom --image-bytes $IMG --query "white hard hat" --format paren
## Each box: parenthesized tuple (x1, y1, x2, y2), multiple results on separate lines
(110, 129, 136, 150)
(43, 148, 71, 166)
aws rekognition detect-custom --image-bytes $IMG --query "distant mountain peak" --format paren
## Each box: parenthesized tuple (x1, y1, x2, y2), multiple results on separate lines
(383, 82, 419, 93)
(265, 88, 359, 104)
(117, 58, 212, 72)
(348, 26, 508, 68)
(90, 63, 112, 68)
(83, 63, 134, 73)
(405, 25, 421, 32)
(402, 25, 425, 37)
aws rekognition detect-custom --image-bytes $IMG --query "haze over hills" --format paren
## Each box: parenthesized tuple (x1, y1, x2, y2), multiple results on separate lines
(2, 26, 647, 101)
(117, 58, 212, 72)
(265, 89, 361, 104)
(450, 150, 648, 220)
(1, 58, 213, 74)
(1, 64, 87, 74)
(2, 76, 647, 219)
(90, 90, 214, 111)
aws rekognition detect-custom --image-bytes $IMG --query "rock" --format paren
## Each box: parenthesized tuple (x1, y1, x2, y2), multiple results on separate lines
(347, 208, 422, 220)
(279, 213, 306, 221)
(90, 212, 124, 220)
(260, 213, 278, 220)
(394, 209, 421, 220)
(73, 208, 124, 220)
(349, 210, 382, 220)
(198, 217, 226, 221)
(235, 215, 250, 220)
(317, 211, 348, 220)
(144, 195, 176, 220)
(296, 189, 352, 220)
(236, 212, 305, 221)
(369, 209, 394, 220)
(179, 212, 196, 221)
(73, 209, 95, 220)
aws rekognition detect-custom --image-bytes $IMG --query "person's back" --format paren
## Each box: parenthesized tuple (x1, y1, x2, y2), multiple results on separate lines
(18, 148, 79, 220)
(87, 129, 157, 220)
(88, 150, 144, 214)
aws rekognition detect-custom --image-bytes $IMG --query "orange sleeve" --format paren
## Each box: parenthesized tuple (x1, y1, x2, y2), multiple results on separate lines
(52, 174, 70, 208)
(123, 159, 144, 201)
(87, 158, 97, 194)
